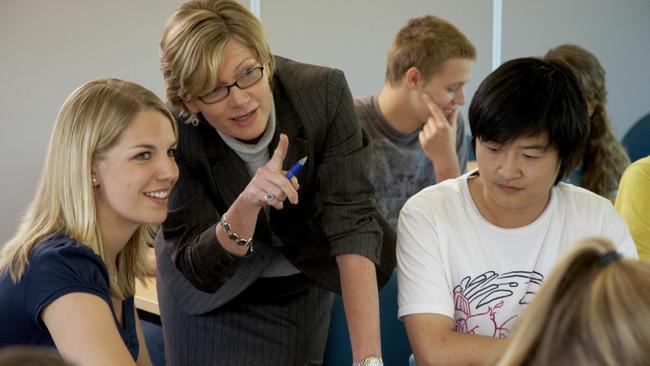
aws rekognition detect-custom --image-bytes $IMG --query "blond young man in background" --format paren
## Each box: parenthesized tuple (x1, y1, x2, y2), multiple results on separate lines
(355, 16, 476, 228)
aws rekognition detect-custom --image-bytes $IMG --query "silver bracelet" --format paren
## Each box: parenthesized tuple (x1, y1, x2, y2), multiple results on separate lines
(353, 356, 383, 366)
(219, 216, 253, 248)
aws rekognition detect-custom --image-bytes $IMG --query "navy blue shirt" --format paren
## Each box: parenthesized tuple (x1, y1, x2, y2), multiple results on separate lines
(0, 233, 139, 360)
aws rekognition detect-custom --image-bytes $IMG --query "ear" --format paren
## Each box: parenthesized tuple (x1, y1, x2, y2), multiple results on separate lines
(404, 67, 422, 90)
(587, 100, 595, 118)
(90, 163, 100, 187)
(183, 99, 200, 115)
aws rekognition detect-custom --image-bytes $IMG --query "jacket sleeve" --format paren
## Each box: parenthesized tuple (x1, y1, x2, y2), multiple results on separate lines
(162, 149, 247, 293)
(316, 68, 384, 263)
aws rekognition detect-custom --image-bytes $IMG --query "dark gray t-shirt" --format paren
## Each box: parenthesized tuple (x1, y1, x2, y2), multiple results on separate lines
(355, 95, 468, 228)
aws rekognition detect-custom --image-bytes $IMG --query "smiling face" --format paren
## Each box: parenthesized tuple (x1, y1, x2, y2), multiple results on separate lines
(184, 39, 272, 142)
(416, 57, 473, 121)
(470, 133, 561, 227)
(94, 109, 179, 233)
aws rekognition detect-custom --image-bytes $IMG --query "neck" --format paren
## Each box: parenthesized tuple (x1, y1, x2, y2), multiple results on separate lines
(96, 212, 138, 277)
(377, 85, 422, 134)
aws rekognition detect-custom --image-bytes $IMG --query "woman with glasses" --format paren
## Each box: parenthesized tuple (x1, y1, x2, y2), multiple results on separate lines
(156, 0, 394, 365)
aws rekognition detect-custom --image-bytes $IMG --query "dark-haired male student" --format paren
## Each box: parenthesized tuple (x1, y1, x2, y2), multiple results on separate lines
(396, 57, 638, 366)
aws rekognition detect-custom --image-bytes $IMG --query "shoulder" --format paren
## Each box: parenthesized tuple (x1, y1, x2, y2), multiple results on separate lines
(28, 234, 107, 287)
(31, 234, 102, 265)
(554, 182, 613, 211)
(402, 176, 467, 216)
(273, 55, 346, 92)
(21, 234, 109, 319)
(622, 156, 650, 183)
(554, 183, 630, 231)
(353, 96, 375, 126)
(354, 95, 373, 111)
(617, 157, 650, 208)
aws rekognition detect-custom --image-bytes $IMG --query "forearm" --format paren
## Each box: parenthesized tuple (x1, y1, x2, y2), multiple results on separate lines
(215, 194, 262, 257)
(336, 253, 382, 363)
(413, 330, 508, 366)
(169, 191, 262, 289)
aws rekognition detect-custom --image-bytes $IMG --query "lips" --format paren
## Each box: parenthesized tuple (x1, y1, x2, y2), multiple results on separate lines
(496, 183, 523, 194)
(230, 108, 257, 126)
(143, 190, 170, 205)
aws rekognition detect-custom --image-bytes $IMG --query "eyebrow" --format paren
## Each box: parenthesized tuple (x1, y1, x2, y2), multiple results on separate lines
(128, 142, 177, 150)
(518, 143, 549, 151)
(217, 58, 258, 85)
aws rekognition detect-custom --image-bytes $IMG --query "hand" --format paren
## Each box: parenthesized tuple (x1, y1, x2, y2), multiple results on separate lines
(241, 133, 300, 210)
(418, 94, 459, 166)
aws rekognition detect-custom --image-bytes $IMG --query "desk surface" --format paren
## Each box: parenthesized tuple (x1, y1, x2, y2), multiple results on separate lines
(135, 276, 159, 316)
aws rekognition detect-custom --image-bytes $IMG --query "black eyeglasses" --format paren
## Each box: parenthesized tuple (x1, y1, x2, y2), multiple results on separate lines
(199, 65, 265, 104)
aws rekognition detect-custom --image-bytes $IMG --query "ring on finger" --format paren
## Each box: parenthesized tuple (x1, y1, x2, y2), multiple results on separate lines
(263, 193, 274, 201)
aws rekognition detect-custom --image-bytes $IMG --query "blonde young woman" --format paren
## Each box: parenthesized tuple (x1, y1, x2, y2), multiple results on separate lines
(497, 237, 650, 366)
(0, 79, 179, 366)
(545, 44, 630, 200)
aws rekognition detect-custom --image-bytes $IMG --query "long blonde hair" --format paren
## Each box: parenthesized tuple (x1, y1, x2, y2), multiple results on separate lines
(0, 78, 177, 300)
(545, 45, 630, 198)
(497, 237, 650, 366)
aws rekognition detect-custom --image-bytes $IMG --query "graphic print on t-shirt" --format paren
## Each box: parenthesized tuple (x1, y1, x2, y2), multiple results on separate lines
(453, 270, 543, 337)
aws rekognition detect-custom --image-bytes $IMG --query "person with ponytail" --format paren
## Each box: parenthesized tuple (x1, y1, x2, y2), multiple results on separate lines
(545, 44, 630, 200)
(497, 237, 650, 366)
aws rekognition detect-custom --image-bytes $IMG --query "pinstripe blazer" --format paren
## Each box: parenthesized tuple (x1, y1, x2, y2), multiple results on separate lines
(155, 56, 396, 317)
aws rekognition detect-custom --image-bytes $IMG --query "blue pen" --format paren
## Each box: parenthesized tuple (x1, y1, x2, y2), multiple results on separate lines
(285, 156, 307, 180)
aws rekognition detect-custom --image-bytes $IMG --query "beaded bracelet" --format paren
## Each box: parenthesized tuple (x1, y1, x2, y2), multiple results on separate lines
(219, 215, 253, 248)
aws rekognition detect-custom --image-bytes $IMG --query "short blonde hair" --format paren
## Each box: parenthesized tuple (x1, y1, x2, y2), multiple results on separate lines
(386, 15, 476, 86)
(160, 0, 274, 119)
(0, 78, 177, 300)
(497, 237, 650, 366)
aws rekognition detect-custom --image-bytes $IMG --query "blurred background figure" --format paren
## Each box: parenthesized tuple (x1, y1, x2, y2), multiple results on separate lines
(355, 15, 475, 229)
(616, 156, 650, 260)
(497, 237, 650, 366)
(0, 346, 72, 366)
(545, 44, 630, 201)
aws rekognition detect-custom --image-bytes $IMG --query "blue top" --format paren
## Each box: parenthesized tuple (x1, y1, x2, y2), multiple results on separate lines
(0, 233, 139, 360)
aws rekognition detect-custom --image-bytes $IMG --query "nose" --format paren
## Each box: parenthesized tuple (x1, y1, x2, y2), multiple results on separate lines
(227, 85, 250, 107)
(497, 151, 522, 181)
(158, 155, 179, 184)
(453, 88, 466, 105)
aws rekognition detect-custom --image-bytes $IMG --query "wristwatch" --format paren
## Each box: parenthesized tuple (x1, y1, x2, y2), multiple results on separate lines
(353, 356, 383, 366)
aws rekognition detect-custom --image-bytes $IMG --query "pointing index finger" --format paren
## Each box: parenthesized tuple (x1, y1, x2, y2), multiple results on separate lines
(269, 133, 289, 169)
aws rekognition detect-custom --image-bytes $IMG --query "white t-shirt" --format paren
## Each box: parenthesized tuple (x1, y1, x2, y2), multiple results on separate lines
(396, 172, 638, 338)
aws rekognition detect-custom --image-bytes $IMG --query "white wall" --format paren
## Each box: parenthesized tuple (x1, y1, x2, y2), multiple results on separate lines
(1, 1, 649, 244)
(262, 0, 493, 121)
(502, 0, 650, 138)
(0, 1, 180, 244)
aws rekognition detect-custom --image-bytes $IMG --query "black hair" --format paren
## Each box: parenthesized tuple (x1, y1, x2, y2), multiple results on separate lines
(468, 57, 589, 183)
